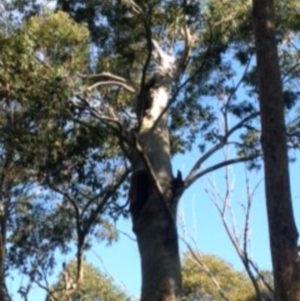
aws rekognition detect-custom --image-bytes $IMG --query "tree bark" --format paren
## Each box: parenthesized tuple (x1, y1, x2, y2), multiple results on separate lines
(252, 1, 300, 300)
(129, 44, 183, 301)
(130, 172, 182, 301)
(0, 214, 12, 301)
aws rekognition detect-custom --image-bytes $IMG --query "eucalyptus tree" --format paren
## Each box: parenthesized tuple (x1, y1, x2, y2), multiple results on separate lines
(49, 254, 264, 301)
(46, 261, 130, 301)
(0, 11, 122, 300)
(1, 1, 300, 301)
(182, 252, 256, 301)
(52, 1, 300, 301)
(51, 1, 261, 301)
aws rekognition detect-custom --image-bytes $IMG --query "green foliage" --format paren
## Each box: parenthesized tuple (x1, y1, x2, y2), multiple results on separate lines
(0, 9, 122, 284)
(182, 252, 255, 301)
(0, 10, 90, 173)
(47, 255, 272, 301)
(48, 261, 130, 301)
(0, 11, 88, 99)
(52, 0, 300, 157)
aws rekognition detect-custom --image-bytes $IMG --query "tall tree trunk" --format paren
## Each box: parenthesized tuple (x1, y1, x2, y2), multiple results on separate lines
(130, 166, 182, 301)
(129, 42, 183, 301)
(0, 214, 11, 301)
(252, 1, 300, 300)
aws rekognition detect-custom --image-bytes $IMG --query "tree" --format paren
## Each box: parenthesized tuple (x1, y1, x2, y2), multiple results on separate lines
(0, 11, 128, 301)
(49, 2, 258, 300)
(47, 253, 270, 301)
(182, 251, 275, 301)
(252, 1, 300, 300)
(182, 252, 255, 301)
(0, 10, 115, 300)
(0, 1, 300, 301)
(47, 261, 130, 301)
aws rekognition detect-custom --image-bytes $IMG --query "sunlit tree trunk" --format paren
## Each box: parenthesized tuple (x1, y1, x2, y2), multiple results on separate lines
(129, 42, 183, 301)
(252, 1, 300, 300)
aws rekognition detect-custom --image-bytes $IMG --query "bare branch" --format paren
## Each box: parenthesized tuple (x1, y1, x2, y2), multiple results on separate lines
(120, 0, 143, 15)
(79, 72, 133, 84)
(117, 229, 137, 242)
(76, 81, 135, 94)
(179, 201, 235, 301)
(221, 57, 252, 134)
(150, 23, 214, 131)
(248, 258, 274, 295)
(185, 112, 259, 188)
(282, 62, 300, 83)
(62, 264, 77, 301)
(243, 171, 256, 281)
(77, 72, 136, 94)
(34, 281, 59, 301)
(83, 169, 130, 232)
(176, 25, 195, 76)
(182, 240, 230, 301)
(139, 5, 153, 96)
(47, 184, 81, 238)
(18, 284, 31, 301)
(185, 154, 260, 190)
(74, 97, 122, 129)
(203, 161, 270, 301)
(45, 183, 85, 286)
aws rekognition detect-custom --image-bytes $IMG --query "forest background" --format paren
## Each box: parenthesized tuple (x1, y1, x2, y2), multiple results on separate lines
(0, 0, 300, 301)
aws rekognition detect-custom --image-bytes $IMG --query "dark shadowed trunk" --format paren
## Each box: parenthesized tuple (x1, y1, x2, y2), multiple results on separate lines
(128, 41, 183, 301)
(0, 209, 11, 301)
(252, 1, 300, 300)
(130, 168, 182, 301)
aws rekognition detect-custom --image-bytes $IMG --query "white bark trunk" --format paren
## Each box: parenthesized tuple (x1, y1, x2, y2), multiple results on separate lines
(129, 41, 183, 301)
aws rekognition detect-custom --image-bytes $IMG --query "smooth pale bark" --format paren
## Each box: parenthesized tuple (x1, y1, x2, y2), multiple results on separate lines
(252, 1, 300, 300)
(129, 44, 183, 301)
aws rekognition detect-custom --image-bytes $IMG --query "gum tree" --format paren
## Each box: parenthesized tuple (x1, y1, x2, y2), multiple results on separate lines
(1, 1, 300, 301)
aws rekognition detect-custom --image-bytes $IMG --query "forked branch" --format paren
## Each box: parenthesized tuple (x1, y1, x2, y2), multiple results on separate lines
(184, 112, 260, 188)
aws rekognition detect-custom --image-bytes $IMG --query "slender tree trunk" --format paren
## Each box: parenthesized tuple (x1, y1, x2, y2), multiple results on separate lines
(129, 44, 183, 300)
(252, 1, 300, 300)
(0, 219, 5, 301)
(0, 214, 11, 301)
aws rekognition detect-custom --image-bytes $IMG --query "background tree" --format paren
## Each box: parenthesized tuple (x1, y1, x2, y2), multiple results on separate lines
(0, 10, 123, 300)
(47, 261, 130, 301)
(182, 252, 255, 301)
(46, 253, 272, 301)
(252, 0, 300, 300)
(1, 10, 134, 300)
